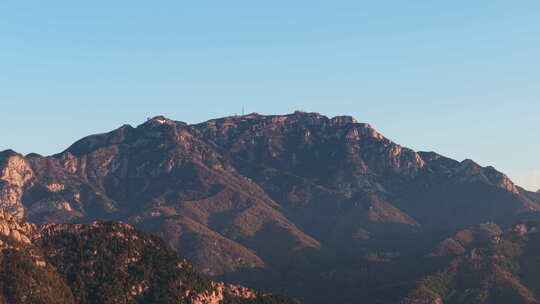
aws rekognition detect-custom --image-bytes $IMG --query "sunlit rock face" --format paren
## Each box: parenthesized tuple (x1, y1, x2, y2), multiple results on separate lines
(0, 208, 35, 244)
(1, 111, 539, 304)
(0, 152, 34, 219)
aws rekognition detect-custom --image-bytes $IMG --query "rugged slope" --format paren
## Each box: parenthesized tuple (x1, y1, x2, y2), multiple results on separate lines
(1, 111, 539, 303)
(0, 209, 296, 304)
(0, 117, 319, 276)
(403, 221, 540, 304)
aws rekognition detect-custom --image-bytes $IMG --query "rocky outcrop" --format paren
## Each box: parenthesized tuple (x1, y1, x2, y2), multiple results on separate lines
(0, 208, 34, 244)
(0, 151, 34, 219)
(189, 282, 258, 304)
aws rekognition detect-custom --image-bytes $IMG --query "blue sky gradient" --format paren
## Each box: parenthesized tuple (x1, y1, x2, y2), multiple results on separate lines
(1, 1, 539, 190)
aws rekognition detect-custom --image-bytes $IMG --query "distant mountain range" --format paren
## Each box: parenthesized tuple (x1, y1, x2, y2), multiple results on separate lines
(1, 111, 539, 303)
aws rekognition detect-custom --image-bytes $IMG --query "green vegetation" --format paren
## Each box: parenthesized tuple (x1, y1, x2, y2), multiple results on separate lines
(0, 246, 75, 304)
(0, 221, 296, 303)
(40, 222, 212, 303)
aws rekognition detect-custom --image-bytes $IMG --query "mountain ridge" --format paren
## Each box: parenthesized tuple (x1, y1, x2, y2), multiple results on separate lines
(1, 111, 539, 303)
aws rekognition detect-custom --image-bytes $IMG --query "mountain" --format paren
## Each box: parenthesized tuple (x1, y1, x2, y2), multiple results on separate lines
(0, 208, 296, 303)
(1, 111, 539, 303)
(403, 221, 540, 304)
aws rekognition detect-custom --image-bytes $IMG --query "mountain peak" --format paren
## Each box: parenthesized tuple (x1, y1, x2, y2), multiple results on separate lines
(330, 115, 358, 125)
(291, 110, 322, 117)
(0, 149, 20, 160)
(25, 153, 43, 158)
(201, 112, 362, 130)
(145, 115, 174, 124)
(290, 111, 360, 126)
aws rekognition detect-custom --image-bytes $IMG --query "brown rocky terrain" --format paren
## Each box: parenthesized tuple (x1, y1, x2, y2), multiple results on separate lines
(1, 111, 539, 303)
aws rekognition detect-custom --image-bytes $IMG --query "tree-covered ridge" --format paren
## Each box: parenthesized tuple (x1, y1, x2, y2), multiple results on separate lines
(0, 214, 298, 304)
(38, 221, 212, 303)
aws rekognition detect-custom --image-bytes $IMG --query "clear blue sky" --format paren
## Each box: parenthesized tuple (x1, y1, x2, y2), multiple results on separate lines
(1, 1, 539, 190)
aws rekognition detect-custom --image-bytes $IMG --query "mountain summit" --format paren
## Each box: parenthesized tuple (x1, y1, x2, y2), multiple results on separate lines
(1, 111, 539, 303)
